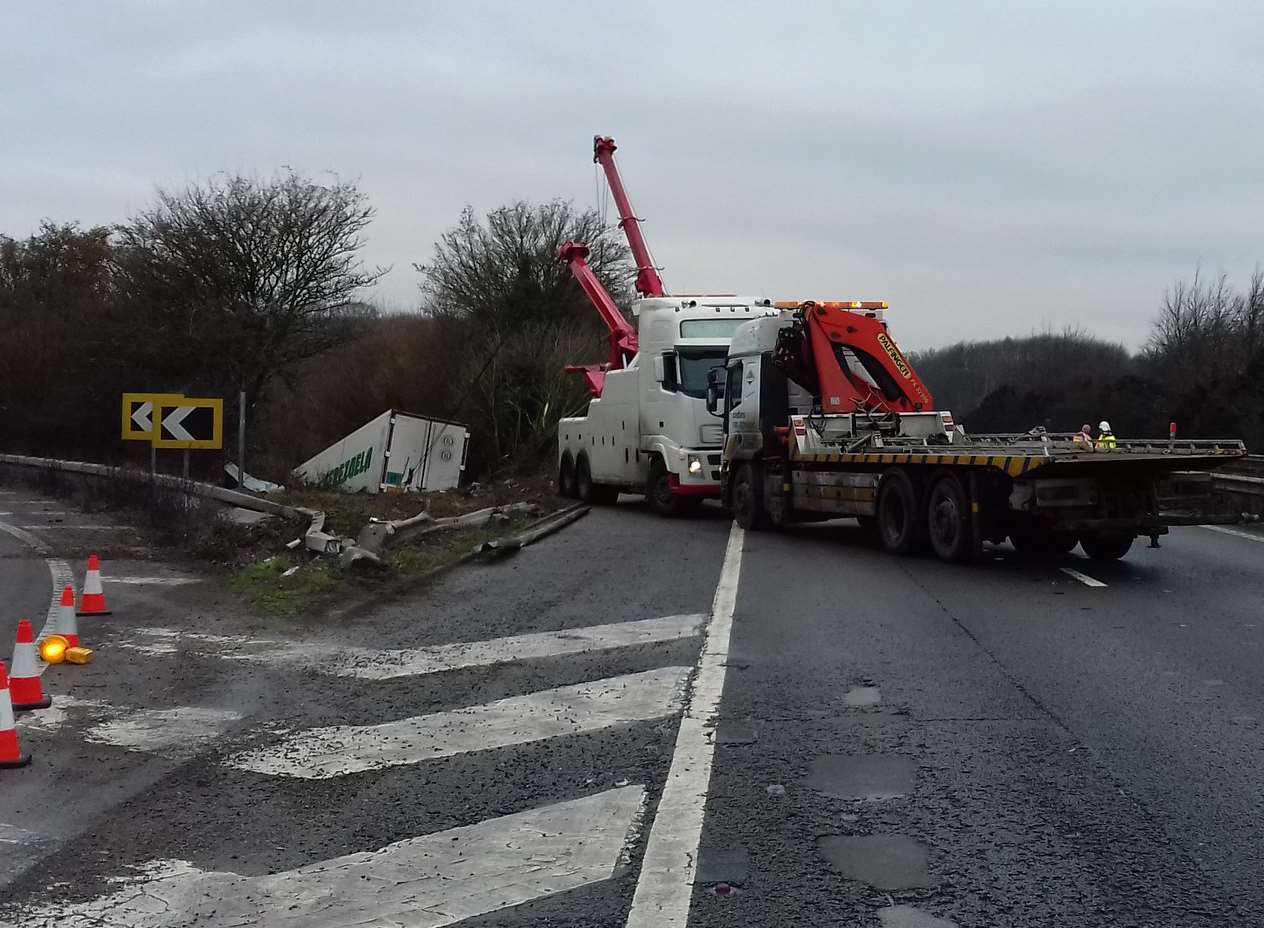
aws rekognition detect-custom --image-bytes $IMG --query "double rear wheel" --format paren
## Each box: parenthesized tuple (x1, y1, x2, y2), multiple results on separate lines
(877, 468, 976, 563)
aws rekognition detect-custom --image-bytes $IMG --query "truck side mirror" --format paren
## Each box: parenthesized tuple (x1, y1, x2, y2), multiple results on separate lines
(655, 351, 678, 391)
(705, 367, 725, 415)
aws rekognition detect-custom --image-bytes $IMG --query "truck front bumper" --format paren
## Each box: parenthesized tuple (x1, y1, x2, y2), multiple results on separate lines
(669, 448, 724, 497)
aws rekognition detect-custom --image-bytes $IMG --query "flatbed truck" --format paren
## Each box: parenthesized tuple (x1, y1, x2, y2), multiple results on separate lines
(713, 303, 1246, 562)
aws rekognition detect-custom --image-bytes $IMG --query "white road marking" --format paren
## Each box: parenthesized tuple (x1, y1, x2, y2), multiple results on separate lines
(18, 524, 133, 530)
(122, 614, 704, 678)
(1202, 525, 1264, 543)
(8, 786, 646, 928)
(0, 519, 76, 670)
(1060, 567, 1108, 588)
(229, 666, 690, 779)
(17, 695, 241, 756)
(107, 576, 203, 586)
(625, 524, 745, 928)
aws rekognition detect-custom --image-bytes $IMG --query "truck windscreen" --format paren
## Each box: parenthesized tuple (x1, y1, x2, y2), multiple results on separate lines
(677, 349, 728, 398)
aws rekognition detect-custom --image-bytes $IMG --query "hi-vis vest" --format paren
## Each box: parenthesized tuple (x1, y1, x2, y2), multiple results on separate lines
(1096, 433, 1117, 449)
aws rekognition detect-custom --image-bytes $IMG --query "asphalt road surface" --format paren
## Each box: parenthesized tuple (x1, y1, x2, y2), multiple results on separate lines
(0, 480, 1261, 927)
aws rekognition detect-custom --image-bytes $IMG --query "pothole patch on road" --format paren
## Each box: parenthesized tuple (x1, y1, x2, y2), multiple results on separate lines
(694, 845, 749, 886)
(805, 754, 917, 801)
(878, 903, 960, 927)
(843, 685, 882, 707)
(816, 834, 936, 890)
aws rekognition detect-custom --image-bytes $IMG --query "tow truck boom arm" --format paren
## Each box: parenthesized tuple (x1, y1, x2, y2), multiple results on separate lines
(559, 240, 638, 397)
(594, 136, 665, 297)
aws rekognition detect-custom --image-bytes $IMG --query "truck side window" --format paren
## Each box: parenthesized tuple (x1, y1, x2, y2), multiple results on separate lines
(726, 361, 743, 410)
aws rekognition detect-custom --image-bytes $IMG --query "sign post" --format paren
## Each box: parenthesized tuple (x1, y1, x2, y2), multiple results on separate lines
(121, 394, 224, 476)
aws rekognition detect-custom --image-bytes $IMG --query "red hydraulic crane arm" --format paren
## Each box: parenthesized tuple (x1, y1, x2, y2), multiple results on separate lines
(795, 302, 935, 414)
(559, 240, 639, 397)
(593, 136, 665, 297)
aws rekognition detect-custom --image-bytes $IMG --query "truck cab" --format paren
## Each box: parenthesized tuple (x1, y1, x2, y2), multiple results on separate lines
(557, 297, 780, 515)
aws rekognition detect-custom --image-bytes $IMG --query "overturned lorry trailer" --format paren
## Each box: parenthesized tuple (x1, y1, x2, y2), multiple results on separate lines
(293, 410, 469, 494)
(718, 306, 1247, 562)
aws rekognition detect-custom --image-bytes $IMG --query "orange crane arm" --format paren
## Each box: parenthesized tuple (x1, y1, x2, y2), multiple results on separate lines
(779, 302, 934, 414)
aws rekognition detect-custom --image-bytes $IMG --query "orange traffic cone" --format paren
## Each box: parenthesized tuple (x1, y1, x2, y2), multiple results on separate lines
(0, 665, 31, 768)
(78, 554, 111, 616)
(57, 586, 80, 648)
(9, 619, 51, 711)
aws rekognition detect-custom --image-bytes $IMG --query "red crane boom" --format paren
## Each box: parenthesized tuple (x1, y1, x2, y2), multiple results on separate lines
(593, 136, 665, 298)
(559, 240, 639, 397)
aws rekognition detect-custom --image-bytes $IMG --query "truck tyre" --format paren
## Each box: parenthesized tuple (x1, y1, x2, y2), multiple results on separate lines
(558, 452, 577, 499)
(1080, 532, 1133, 561)
(927, 473, 973, 563)
(576, 455, 618, 505)
(732, 462, 769, 530)
(877, 469, 924, 556)
(646, 456, 695, 517)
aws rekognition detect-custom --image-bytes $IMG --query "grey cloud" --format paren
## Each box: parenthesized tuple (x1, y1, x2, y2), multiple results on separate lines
(4, 0, 1261, 347)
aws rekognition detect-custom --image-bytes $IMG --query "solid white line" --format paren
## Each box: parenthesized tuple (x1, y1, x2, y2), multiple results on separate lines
(0, 520, 75, 672)
(107, 576, 203, 586)
(10, 786, 647, 928)
(625, 524, 745, 928)
(1060, 567, 1108, 588)
(1202, 525, 1264, 544)
(229, 666, 690, 779)
(120, 614, 704, 678)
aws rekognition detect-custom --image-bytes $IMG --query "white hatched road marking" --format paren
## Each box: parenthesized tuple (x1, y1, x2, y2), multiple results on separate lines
(229, 666, 690, 779)
(1060, 567, 1108, 588)
(7, 786, 647, 928)
(121, 613, 704, 678)
(18, 696, 242, 756)
(626, 524, 745, 928)
(1202, 524, 1264, 543)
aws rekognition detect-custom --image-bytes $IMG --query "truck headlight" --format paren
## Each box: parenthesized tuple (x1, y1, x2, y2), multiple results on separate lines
(687, 456, 703, 476)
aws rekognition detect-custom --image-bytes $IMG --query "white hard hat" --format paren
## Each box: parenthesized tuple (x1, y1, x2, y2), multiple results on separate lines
(1098, 420, 1112, 432)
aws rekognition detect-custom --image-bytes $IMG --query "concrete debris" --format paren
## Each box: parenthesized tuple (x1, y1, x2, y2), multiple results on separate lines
(470, 504, 588, 557)
(339, 545, 386, 571)
(224, 463, 283, 493)
(355, 522, 394, 555)
(218, 506, 273, 526)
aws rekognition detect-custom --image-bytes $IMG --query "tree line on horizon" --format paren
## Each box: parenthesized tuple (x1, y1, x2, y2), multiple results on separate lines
(1, 169, 1259, 487)
(912, 268, 1264, 448)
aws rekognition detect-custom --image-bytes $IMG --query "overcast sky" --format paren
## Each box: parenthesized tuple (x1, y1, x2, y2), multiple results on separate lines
(6, 1, 1262, 349)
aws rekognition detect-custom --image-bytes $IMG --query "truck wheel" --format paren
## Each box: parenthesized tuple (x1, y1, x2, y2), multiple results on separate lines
(732, 463, 769, 530)
(1080, 532, 1133, 561)
(646, 456, 692, 517)
(576, 455, 617, 505)
(927, 473, 973, 563)
(877, 469, 924, 555)
(558, 452, 577, 499)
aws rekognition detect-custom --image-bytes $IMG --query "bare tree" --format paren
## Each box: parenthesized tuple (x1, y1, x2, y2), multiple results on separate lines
(415, 200, 632, 469)
(113, 171, 384, 408)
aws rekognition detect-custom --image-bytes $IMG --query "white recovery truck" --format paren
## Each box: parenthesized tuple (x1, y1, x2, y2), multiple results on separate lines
(554, 136, 779, 515)
(711, 301, 1247, 562)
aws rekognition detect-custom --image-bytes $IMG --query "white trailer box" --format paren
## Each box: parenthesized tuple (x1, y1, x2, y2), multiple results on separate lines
(293, 410, 469, 494)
